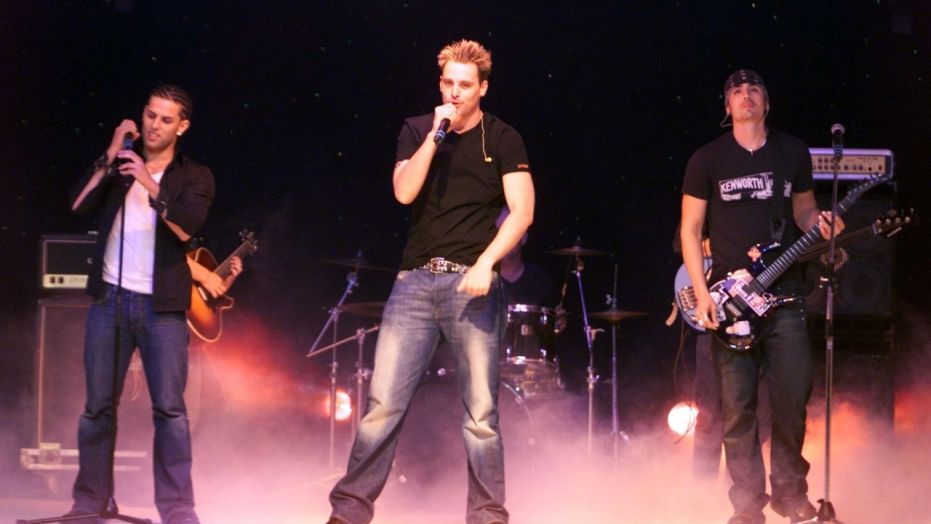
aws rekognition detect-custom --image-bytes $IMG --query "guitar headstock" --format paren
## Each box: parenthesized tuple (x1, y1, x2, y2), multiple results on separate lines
(837, 172, 894, 213)
(239, 229, 259, 255)
(872, 208, 918, 238)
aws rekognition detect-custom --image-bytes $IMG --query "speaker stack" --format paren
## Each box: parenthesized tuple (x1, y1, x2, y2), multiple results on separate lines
(27, 234, 151, 482)
(804, 165, 898, 428)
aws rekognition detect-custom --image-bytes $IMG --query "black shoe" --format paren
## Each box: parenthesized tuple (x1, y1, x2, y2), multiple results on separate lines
(771, 497, 817, 522)
(727, 512, 765, 524)
(326, 518, 349, 524)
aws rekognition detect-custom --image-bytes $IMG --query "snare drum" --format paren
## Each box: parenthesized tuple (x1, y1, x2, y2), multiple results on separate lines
(501, 304, 559, 383)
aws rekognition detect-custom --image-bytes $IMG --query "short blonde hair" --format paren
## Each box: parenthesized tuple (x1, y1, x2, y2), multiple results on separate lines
(437, 39, 492, 82)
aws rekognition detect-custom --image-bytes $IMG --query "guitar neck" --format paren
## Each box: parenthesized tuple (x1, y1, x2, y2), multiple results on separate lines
(214, 242, 252, 279)
(797, 224, 875, 263)
(755, 227, 824, 289)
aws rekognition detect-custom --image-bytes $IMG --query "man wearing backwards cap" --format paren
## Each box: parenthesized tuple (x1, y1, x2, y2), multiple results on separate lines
(679, 70, 844, 524)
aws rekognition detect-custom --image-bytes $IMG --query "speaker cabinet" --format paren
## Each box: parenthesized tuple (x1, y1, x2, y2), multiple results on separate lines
(808, 316, 895, 427)
(804, 195, 897, 317)
(35, 298, 151, 451)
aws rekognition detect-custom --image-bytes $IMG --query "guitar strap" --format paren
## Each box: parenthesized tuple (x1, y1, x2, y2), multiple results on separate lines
(767, 130, 787, 243)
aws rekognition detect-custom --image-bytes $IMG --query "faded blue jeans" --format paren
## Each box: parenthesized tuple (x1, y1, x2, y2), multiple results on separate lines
(713, 304, 813, 515)
(329, 270, 508, 524)
(72, 284, 197, 523)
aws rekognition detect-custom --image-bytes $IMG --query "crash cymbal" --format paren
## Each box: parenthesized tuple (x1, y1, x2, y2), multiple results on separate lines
(336, 301, 387, 318)
(546, 245, 607, 256)
(319, 256, 394, 272)
(589, 308, 648, 323)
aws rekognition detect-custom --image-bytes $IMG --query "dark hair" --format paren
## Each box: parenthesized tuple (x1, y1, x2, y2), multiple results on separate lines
(149, 84, 193, 120)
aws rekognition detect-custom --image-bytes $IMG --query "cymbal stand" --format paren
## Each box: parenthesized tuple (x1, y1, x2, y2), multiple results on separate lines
(604, 264, 631, 467)
(307, 270, 359, 469)
(351, 326, 376, 434)
(571, 254, 601, 456)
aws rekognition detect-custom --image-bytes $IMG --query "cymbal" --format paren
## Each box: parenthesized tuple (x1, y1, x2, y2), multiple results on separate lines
(336, 301, 387, 317)
(319, 256, 394, 272)
(589, 308, 648, 323)
(546, 245, 606, 256)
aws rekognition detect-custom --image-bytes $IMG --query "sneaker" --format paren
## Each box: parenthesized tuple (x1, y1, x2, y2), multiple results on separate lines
(727, 512, 765, 524)
(771, 497, 817, 522)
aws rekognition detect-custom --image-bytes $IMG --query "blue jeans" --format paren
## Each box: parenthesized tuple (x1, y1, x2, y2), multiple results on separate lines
(72, 284, 196, 523)
(330, 270, 508, 524)
(713, 304, 813, 514)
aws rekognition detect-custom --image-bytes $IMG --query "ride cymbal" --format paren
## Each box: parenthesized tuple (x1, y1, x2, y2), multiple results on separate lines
(319, 256, 394, 272)
(589, 308, 648, 323)
(336, 301, 387, 317)
(546, 245, 607, 256)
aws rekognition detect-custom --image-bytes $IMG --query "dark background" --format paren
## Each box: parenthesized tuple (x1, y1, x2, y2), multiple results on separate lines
(1, 0, 929, 469)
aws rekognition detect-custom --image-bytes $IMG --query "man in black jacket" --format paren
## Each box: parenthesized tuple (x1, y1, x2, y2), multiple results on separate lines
(68, 84, 214, 524)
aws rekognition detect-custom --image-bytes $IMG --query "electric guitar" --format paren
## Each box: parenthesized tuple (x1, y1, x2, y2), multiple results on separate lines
(677, 173, 894, 350)
(187, 230, 258, 342)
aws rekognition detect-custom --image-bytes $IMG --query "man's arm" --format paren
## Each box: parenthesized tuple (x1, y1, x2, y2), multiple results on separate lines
(792, 190, 845, 240)
(681, 194, 718, 329)
(457, 171, 534, 296)
(71, 119, 139, 212)
(393, 105, 457, 204)
(187, 255, 243, 298)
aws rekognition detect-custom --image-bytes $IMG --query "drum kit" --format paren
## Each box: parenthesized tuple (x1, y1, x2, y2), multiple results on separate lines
(306, 243, 647, 465)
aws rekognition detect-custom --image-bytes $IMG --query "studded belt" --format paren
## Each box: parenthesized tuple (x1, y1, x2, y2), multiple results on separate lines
(418, 257, 470, 274)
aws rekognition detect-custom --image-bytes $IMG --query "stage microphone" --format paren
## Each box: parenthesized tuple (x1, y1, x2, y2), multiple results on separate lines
(831, 123, 845, 160)
(434, 118, 451, 144)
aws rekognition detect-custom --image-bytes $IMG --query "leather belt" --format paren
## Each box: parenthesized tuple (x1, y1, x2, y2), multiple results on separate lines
(418, 257, 470, 274)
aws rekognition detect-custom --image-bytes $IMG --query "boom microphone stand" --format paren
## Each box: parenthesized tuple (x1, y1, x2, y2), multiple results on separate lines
(814, 123, 846, 523)
(20, 162, 151, 523)
(306, 269, 359, 469)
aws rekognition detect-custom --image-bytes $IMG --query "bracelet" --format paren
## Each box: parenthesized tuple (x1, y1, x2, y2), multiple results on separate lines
(149, 197, 168, 215)
(92, 153, 110, 172)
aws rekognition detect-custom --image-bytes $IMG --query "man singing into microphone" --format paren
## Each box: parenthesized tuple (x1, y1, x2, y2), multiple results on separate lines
(67, 84, 213, 524)
(680, 70, 843, 524)
(327, 39, 534, 524)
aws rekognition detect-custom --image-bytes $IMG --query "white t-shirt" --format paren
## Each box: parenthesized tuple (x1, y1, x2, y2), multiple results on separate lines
(102, 171, 165, 294)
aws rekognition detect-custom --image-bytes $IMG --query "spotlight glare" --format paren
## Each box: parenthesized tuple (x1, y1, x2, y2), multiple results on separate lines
(322, 388, 353, 422)
(668, 401, 699, 437)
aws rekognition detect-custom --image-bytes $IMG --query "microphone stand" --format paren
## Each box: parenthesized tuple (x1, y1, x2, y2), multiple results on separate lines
(306, 268, 359, 469)
(815, 139, 843, 523)
(20, 173, 151, 524)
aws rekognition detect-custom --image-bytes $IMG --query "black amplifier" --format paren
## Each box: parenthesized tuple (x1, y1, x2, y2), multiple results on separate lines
(40, 233, 98, 292)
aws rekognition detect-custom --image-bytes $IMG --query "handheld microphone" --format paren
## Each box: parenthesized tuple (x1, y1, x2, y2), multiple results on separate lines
(114, 132, 135, 166)
(831, 123, 845, 160)
(434, 118, 451, 144)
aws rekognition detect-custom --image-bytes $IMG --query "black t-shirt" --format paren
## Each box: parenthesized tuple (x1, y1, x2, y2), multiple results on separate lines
(681, 130, 813, 287)
(502, 262, 556, 307)
(396, 112, 531, 269)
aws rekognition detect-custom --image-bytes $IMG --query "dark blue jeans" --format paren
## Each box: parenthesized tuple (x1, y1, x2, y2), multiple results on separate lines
(329, 270, 508, 524)
(713, 305, 813, 514)
(693, 331, 723, 479)
(72, 284, 196, 523)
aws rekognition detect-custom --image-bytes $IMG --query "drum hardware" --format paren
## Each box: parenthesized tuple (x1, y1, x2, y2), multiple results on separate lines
(548, 240, 605, 456)
(307, 250, 388, 468)
(308, 325, 380, 433)
(592, 264, 648, 464)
